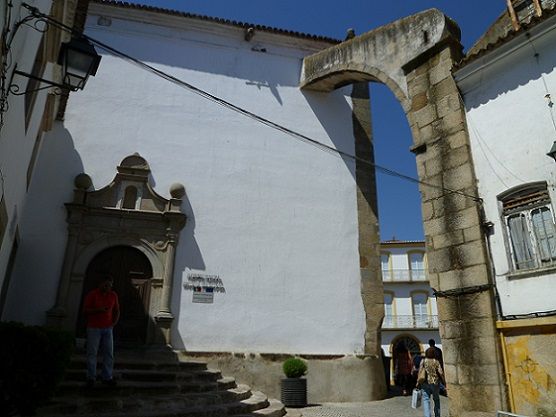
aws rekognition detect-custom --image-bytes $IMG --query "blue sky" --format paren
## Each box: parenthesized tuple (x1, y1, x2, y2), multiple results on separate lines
(135, 1, 506, 241)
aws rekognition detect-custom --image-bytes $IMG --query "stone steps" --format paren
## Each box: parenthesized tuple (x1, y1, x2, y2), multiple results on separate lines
(234, 399, 288, 417)
(64, 367, 224, 384)
(40, 390, 273, 417)
(37, 353, 288, 417)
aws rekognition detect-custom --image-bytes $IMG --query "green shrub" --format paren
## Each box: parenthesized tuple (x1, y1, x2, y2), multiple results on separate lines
(282, 357, 307, 378)
(0, 321, 74, 416)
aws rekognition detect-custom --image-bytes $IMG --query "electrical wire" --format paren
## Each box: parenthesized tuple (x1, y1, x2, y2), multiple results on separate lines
(469, 121, 525, 187)
(19, 2, 483, 203)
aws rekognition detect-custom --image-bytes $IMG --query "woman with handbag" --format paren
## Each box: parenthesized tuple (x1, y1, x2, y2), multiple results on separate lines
(418, 347, 446, 417)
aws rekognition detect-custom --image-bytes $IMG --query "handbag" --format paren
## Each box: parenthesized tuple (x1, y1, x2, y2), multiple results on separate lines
(411, 388, 422, 409)
(417, 362, 427, 385)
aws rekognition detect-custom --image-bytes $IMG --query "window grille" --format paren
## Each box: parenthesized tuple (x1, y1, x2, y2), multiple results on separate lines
(500, 183, 556, 271)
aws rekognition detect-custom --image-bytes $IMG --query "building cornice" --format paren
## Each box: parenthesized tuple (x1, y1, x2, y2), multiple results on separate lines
(454, 12, 556, 93)
(89, 0, 340, 49)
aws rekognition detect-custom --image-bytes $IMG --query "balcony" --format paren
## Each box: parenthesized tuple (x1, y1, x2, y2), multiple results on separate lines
(382, 315, 439, 329)
(382, 268, 427, 282)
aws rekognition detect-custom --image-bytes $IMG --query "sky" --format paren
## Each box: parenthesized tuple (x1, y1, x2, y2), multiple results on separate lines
(134, 0, 506, 241)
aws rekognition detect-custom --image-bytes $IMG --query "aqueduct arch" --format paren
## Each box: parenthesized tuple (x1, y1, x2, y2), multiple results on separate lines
(301, 9, 508, 416)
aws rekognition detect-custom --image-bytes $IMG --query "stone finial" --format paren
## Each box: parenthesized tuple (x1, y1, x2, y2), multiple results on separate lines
(74, 173, 92, 190)
(118, 153, 150, 173)
(245, 27, 255, 42)
(169, 183, 186, 199)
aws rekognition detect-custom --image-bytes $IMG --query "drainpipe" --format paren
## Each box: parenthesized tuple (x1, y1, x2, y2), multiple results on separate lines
(499, 331, 516, 412)
(481, 208, 513, 411)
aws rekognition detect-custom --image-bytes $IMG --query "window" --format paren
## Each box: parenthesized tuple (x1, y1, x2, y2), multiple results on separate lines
(0, 232, 18, 319)
(411, 292, 429, 327)
(408, 251, 426, 281)
(0, 197, 7, 252)
(381, 253, 391, 281)
(122, 186, 138, 209)
(383, 292, 394, 327)
(27, 132, 43, 189)
(24, 36, 46, 129)
(500, 183, 556, 271)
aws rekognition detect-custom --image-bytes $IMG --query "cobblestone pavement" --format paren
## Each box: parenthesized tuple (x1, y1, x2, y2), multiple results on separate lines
(297, 395, 450, 417)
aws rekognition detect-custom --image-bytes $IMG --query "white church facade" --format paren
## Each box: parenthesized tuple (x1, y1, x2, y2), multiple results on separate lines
(1, 0, 386, 402)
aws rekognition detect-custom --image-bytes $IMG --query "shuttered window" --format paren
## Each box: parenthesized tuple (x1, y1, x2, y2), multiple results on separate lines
(500, 183, 556, 271)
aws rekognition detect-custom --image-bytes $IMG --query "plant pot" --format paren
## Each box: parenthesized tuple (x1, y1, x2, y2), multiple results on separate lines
(281, 377, 307, 407)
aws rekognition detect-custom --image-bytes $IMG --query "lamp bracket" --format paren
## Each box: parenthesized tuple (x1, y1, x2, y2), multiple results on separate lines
(9, 68, 71, 96)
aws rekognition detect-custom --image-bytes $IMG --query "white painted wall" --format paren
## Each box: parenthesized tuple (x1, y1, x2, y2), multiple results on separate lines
(457, 16, 556, 316)
(0, 0, 58, 317)
(4, 6, 368, 355)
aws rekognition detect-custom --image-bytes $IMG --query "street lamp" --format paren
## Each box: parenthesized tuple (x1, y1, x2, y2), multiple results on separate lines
(57, 37, 101, 91)
(10, 36, 101, 94)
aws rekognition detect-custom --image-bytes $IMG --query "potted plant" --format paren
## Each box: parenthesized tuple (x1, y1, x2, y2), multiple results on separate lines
(280, 357, 308, 407)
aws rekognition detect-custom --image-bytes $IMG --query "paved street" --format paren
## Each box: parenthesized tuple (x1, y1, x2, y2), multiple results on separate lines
(296, 395, 450, 417)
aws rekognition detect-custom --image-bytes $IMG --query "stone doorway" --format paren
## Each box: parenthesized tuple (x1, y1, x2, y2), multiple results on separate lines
(392, 335, 421, 357)
(77, 246, 153, 346)
(391, 335, 421, 386)
(47, 154, 186, 346)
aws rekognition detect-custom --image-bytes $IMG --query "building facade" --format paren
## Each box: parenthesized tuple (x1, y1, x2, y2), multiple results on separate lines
(455, 0, 556, 414)
(0, 0, 89, 318)
(0, 0, 385, 403)
(380, 240, 440, 385)
(5, 1, 555, 413)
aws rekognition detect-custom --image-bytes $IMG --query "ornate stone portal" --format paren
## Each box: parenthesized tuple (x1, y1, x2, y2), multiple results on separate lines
(47, 154, 186, 345)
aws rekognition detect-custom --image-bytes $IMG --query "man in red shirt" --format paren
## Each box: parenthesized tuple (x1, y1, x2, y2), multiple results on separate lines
(83, 276, 120, 387)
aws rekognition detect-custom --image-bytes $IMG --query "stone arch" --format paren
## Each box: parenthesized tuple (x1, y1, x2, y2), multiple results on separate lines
(301, 8, 508, 415)
(76, 245, 154, 345)
(390, 333, 422, 356)
(389, 333, 421, 387)
(73, 236, 164, 279)
(305, 63, 411, 112)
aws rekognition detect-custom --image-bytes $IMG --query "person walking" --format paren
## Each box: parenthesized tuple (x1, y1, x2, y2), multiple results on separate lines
(428, 339, 443, 368)
(83, 276, 120, 387)
(411, 352, 424, 389)
(394, 344, 413, 395)
(428, 338, 446, 395)
(419, 347, 445, 417)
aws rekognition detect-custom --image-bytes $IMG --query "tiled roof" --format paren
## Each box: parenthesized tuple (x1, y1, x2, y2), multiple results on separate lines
(457, 1, 556, 69)
(91, 0, 341, 44)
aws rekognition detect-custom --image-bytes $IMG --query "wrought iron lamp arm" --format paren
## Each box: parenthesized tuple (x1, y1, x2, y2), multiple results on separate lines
(9, 67, 68, 95)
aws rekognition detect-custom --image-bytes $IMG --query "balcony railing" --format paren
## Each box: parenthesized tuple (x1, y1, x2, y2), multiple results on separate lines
(382, 315, 439, 329)
(382, 268, 427, 282)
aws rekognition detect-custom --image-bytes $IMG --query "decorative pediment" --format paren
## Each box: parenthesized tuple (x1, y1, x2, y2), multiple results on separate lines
(72, 153, 185, 215)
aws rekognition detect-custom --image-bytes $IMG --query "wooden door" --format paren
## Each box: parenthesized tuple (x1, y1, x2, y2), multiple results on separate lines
(78, 246, 153, 346)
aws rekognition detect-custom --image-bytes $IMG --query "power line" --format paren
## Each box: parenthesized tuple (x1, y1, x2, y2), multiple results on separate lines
(469, 121, 525, 187)
(22, 2, 482, 203)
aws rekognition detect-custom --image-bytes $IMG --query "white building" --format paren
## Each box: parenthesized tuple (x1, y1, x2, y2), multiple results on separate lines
(455, 0, 556, 413)
(0, 0, 386, 402)
(379, 240, 440, 383)
(0, 0, 88, 317)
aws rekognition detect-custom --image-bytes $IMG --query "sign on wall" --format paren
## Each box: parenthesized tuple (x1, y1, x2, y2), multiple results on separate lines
(184, 273, 225, 304)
